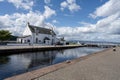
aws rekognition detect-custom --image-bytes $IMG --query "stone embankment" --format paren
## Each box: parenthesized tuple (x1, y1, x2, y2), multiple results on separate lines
(0, 45, 83, 54)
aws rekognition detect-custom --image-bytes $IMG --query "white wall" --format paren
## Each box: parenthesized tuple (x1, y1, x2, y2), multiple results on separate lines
(32, 33, 55, 45)
(18, 32, 57, 45)
(17, 38, 22, 43)
(23, 24, 32, 36)
(17, 36, 32, 44)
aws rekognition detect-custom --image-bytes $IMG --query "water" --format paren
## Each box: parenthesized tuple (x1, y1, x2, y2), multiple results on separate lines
(0, 47, 104, 80)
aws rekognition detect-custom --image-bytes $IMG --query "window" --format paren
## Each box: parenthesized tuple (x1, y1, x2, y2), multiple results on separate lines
(27, 39, 30, 42)
(39, 40, 41, 42)
(35, 28, 39, 35)
(21, 39, 23, 43)
(25, 40, 26, 43)
(36, 38, 38, 43)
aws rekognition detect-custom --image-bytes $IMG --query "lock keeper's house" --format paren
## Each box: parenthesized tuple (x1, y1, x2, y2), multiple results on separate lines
(17, 23, 57, 45)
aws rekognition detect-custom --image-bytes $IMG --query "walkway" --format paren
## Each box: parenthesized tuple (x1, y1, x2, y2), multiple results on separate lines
(35, 47, 120, 80)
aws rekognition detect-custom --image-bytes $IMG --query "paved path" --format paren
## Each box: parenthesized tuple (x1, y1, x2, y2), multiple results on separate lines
(35, 47, 120, 80)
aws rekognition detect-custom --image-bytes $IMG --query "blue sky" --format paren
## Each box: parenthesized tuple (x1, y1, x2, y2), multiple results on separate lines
(0, 0, 106, 26)
(0, 0, 120, 42)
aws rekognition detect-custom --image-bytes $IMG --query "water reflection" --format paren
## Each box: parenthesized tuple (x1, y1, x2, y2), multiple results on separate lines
(27, 51, 57, 69)
(0, 47, 104, 80)
(0, 56, 10, 64)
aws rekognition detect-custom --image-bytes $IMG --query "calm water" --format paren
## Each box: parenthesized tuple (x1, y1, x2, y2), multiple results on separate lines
(0, 47, 104, 80)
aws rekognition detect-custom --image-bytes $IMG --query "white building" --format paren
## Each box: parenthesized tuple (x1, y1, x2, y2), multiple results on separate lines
(17, 23, 57, 45)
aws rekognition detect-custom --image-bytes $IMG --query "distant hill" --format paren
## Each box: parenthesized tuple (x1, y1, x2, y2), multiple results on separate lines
(68, 40, 120, 45)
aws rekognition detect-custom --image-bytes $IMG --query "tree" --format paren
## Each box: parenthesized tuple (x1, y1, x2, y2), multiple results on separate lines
(0, 30, 12, 42)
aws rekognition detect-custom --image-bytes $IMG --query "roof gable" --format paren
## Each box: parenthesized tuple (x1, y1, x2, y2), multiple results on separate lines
(28, 24, 56, 35)
(23, 24, 32, 36)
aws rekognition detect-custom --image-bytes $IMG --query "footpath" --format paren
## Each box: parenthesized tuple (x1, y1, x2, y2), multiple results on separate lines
(35, 47, 120, 80)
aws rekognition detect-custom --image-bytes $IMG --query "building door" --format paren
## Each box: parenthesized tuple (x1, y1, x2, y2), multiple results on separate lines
(52, 39, 54, 45)
(21, 39, 23, 43)
(36, 38, 38, 43)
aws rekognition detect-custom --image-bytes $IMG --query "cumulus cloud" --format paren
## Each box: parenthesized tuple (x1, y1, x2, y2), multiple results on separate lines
(57, 0, 120, 42)
(89, 0, 120, 36)
(56, 0, 119, 41)
(0, 0, 120, 42)
(56, 19, 120, 41)
(43, 6, 56, 19)
(0, 12, 41, 35)
(52, 20, 59, 24)
(90, 0, 120, 18)
(56, 25, 96, 40)
(44, 0, 50, 4)
(0, 6, 56, 36)
(7, 0, 34, 10)
(95, 13, 120, 33)
(60, 0, 80, 12)
(57, 15, 120, 41)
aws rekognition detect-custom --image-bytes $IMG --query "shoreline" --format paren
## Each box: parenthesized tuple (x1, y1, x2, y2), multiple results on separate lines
(5, 47, 111, 80)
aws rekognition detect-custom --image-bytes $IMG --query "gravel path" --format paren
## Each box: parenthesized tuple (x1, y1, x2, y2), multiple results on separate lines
(35, 47, 120, 80)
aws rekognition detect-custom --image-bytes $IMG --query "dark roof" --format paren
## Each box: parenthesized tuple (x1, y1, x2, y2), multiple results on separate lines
(28, 24, 56, 35)
(18, 35, 31, 38)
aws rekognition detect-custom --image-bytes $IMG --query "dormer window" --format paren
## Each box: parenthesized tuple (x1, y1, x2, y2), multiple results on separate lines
(35, 28, 39, 35)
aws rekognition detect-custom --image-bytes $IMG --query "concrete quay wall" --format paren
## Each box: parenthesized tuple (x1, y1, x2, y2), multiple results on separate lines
(0, 45, 83, 54)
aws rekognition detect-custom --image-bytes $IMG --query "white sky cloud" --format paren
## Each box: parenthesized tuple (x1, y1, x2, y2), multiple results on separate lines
(43, 6, 56, 19)
(0, 6, 56, 36)
(57, 0, 120, 42)
(7, 0, 34, 10)
(56, 18, 120, 41)
(0, 12, 41, 35)
(52, 20, 58, 24)
(0, 0, 120, 42)
(60, 0, 80, 12)
(44, 0, 50, 4)
(90, 0, 120, 18)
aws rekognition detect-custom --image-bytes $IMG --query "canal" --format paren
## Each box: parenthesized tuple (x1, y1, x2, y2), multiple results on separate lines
(0, 47, 104, 80)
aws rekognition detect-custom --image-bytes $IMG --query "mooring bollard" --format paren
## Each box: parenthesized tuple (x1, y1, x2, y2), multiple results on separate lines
(66, 60, 71, 63)
(113, 48, 116, 51)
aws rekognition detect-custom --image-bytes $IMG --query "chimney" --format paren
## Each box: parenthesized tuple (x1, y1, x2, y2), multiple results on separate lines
(27, 22, 30, 25)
